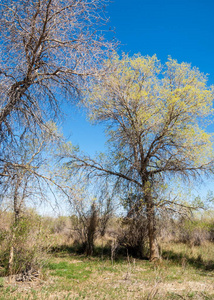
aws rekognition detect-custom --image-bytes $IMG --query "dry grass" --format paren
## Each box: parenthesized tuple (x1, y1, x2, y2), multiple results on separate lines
(0, 242, 213, 299)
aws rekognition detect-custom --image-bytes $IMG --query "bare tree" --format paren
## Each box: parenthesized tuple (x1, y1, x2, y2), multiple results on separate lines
(0, 0, 112, 135)
(0, 0, 114, 186)
(0, 122, 65, 219)
(0, 123, 64, 276)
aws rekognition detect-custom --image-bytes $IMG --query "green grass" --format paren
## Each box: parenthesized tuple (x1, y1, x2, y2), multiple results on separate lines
(0, 242, 213, 299)
(48, 261, 92, 281)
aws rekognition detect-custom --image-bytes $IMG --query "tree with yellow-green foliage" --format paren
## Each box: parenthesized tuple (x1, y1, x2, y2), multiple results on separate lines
(68, 53, 214, 260)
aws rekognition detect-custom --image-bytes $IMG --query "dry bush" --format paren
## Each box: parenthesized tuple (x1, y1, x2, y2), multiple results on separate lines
(0, 210, 51, 276)
(69, 195, 113, 255)
(156, 213, 178, 243)
(40, 215, 74, 247)
(156, 209, 214, 246)
(49, 216, 71, 235)
(178, 217, 213, 246)
(0, 211, 13, 231)
(85, 203, 98, 256)
(69, 203, 99, 256)
(117, 215, 148, 258)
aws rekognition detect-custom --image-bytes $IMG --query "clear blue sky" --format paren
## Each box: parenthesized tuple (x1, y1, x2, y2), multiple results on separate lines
(107, 0, 214, 87)
(47, 0, 214, 215)
(63, 0, 214, 157)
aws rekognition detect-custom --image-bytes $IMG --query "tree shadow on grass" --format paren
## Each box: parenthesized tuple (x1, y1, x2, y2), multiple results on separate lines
(162, 250, 214, 272)
(49, 244, 112, 258)
(50, 245, 214, 272)
(49, 244, 142, 261)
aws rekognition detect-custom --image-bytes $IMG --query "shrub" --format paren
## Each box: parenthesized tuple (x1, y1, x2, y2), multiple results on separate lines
(0, 210, 50, 276)
(117, 215, 148, 259)
(178, 217, 212, 246)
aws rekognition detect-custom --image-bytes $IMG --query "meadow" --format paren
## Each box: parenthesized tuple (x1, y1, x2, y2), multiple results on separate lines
(0, 241, 213, 300)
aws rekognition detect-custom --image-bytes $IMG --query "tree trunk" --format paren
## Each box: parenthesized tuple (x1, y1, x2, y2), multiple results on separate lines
(0, 80, 31, 130)
(14, 179, 21, 224)
(8, 176, 22, 276)
(8, 230, 15, 280)
(147, 201, 160, 261)
(143, 180, 160, 261)
(8, 243, 14, 277)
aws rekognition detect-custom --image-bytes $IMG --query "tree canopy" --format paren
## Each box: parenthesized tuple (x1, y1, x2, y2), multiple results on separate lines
(69, 53, 214, 259)
(87, 54, 214, 180)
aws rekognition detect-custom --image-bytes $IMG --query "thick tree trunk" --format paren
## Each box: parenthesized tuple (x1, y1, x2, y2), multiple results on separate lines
(143, 180, 160, 261)
(147, 201, 160, 261)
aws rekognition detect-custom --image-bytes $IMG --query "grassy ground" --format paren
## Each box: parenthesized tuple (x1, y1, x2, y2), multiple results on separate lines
(0, 242, 213, 300)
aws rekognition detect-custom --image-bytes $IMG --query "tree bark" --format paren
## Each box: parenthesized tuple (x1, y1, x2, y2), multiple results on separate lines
(14, 177, 22, 224)
(0, 80, 32, 130)
(143, 180, 160, 261)
(146, 201, 160, 261)
(8, 243, 14, 278)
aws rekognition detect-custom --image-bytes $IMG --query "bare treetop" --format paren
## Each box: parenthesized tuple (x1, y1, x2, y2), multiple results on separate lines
(0, 0, 113, 138)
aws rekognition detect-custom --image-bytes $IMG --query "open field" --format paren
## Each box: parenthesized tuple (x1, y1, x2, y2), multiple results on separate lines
(0, 242, 213, 300)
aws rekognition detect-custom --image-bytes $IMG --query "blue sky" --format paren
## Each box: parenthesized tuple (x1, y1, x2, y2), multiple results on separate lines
(63, 0, 214, 154)
(107, 0, 214, 86)
(50, 0, 214, 215)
